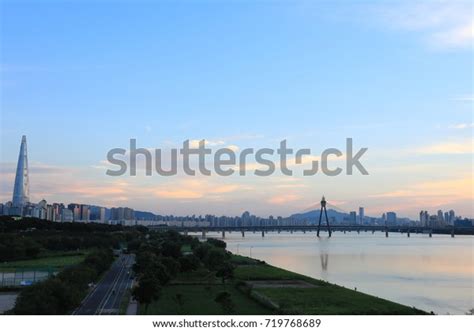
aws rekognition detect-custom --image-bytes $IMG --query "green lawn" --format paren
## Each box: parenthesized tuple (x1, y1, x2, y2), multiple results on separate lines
(139, 284, 272, 315)
(234, 263, 325, 286)
(172, 268, 218, 284)
(180, 244, 192, 254)
(139, 253, 426, 315)
(0, 253, 86, 271)
(229, 254, 261, 265)
(255, 287, 424, 315)
(233, 256, 425, 315)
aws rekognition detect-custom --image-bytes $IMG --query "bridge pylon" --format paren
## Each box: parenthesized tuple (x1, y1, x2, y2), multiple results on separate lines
(317, 196, 332, 237)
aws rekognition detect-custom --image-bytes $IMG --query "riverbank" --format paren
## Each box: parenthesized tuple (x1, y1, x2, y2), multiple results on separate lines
(223, 232, 473, 314)
(140, 253, 426, 315)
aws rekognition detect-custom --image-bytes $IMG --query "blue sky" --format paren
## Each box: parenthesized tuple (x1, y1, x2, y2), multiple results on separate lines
(1, 1, 472, 218)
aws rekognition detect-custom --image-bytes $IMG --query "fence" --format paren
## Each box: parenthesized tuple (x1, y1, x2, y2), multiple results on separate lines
(0, 268, 55, 287)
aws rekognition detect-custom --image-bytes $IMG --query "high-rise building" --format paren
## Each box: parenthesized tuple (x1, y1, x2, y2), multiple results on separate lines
(12, 135, 30, 214)
(80, 204, 90, 222)
(359, 207, 364, 224)
(111, 207, 135, 221)
(386, 212, 397, 225)
(61, 208, 74, 222)
(99, 207, 106, 223)
(68, 203, 81, 221)
(449, 210, 455, 225)
(349, 211, 357, 224)
(437, 210, 444, 224)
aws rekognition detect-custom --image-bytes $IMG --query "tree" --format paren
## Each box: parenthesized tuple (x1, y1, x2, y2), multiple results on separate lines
(204, 248, 227, 271)
(147, 261, 171, 285)
(178, 254, 200, 272)
(161, 241, 182, 259)
(133, 251, 156, 274)
(159, 256, 180, 278)
(13, 278, 77, 314)
(214, 291, 234, 314)
(192, 243, 211, 261)
(132, 274, 161, 311)
(207, 238, 226, 249)
(216, 262, 235, 284)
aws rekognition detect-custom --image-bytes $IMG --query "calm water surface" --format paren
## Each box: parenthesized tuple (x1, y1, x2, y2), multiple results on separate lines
(213, 231, 473, 314)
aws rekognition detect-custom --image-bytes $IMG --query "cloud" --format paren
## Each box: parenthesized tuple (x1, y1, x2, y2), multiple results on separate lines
(452, 94, 474, 102)
(431, 20, 474, 48)
(448, 123, 474, 129)
(365, 175, 473, 218)
(375, 1, 473, 50)
(415, 138, 473, 155)
(267, 194, 301, 205)
(369, 176, 473, 204)
(154, 190, 203, 199)
(189, 139, 226, 148)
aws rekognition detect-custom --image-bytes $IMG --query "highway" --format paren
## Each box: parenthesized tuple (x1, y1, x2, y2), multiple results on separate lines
(74, 254, 135, 315)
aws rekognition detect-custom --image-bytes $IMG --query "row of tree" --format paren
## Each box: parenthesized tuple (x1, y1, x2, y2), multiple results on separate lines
(131, 231, 235, 309)
(12, 249, 114, 314)
(0, 217, 141, 262)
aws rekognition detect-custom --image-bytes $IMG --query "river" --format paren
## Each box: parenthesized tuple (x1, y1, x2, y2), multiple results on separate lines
(216, 231, 473, 314)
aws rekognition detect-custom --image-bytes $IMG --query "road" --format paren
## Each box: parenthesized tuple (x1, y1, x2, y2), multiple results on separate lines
(74, 254, 135, 315)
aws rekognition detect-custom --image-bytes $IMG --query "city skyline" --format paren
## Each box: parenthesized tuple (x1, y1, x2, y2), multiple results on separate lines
(1, 1, 472, 219)
(1, 134, 471, 225)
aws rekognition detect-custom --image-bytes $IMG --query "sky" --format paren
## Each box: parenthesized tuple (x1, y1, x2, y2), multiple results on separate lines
(0, 0, 472, 219)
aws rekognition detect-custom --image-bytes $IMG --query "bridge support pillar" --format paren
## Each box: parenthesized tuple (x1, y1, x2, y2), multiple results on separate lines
(241, 231, 245, 237)
(451, 229, 455, 238)
(261, 231, 265, 238)
(407, 230, 410, 237)
(429, 229, 432, 238)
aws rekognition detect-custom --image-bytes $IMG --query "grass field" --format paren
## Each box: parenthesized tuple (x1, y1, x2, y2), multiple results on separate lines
(232, 257, 425, 314)
(139, 253, 426, 315)
(180, 245, 192, 254)
(172, 268, 218, 284)
(139, 284, 273, 315)
(234, 264, 320, 282)
(256, 287, 423, 315)
(0, 252, 87, 271)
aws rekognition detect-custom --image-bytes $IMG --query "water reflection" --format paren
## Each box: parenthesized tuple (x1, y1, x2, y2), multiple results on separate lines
(320, 253, 328, 272)
(218, 232, 474, 314)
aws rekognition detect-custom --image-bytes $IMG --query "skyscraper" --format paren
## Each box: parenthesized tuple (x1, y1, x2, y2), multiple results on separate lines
(349, 211, 357, 224)
(12, 135, 30, 211)
(386, 212, 397, 225)
(359, 207, 365, 225)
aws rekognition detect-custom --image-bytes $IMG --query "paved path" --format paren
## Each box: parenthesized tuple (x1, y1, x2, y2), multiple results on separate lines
(74, 254, 134, 315)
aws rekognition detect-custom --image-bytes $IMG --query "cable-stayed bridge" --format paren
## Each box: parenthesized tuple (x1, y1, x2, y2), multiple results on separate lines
(147, 197, 473, 237)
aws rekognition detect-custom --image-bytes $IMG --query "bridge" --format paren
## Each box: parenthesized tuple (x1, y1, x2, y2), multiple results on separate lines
(148, 224, 473, 238)
(147, 197, 473, 238)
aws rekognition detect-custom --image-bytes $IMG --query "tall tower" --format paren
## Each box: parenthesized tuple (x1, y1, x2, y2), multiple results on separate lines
(12, 135, 30, 208)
